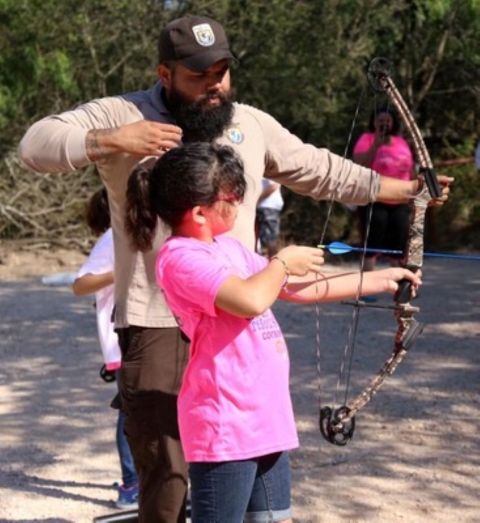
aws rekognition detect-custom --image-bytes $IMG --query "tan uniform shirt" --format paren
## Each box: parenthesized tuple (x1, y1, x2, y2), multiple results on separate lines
(18, 82, 379, 328)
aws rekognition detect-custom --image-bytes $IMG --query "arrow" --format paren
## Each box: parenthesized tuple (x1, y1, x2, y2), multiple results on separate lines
(317, 241, 480, 262)
(318, 241, 402, 256)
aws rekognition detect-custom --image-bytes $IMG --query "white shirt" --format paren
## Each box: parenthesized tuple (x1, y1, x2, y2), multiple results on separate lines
(257, 179, 284, 211)
(77, 229, 121, 370)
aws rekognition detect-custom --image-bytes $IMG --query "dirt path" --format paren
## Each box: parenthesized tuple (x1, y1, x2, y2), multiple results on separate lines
(1, 249, 479, 522)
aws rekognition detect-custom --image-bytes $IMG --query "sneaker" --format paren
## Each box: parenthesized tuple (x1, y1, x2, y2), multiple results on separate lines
(115, 483, 139, 510)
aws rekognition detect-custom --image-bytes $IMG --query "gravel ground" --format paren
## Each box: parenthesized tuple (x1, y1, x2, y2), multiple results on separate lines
(0, 248, 479, 522)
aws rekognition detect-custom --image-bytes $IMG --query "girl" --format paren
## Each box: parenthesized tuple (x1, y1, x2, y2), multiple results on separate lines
(72, 188, 139, 509)
(124, 142, 421, 523)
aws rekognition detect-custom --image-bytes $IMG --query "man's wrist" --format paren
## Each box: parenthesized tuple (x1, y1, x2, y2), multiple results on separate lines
(85, 128, 119, 161)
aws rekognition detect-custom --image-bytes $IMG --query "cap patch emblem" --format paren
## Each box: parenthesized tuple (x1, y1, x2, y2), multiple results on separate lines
(192, 23, 215, 47)
(227, 127, 244, 144)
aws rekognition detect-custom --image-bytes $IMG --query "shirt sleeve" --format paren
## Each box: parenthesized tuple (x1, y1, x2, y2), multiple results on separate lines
(17, 97, 140, 173)
(158, 245, 235, 318)
(158, 239, 269, 318)
(243, 105, 380, 205)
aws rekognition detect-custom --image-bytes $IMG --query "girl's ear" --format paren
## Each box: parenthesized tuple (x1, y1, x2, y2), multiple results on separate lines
(191, 206, 207, 225)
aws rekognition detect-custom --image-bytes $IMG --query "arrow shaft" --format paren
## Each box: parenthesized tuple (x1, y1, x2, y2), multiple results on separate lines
(424, 252, 480, 261)
(318, 242, 480, 262)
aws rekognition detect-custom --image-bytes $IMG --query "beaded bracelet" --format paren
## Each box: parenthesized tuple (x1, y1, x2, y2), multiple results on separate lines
(270, 255, 290, 275)
(270, 256, 291, 289)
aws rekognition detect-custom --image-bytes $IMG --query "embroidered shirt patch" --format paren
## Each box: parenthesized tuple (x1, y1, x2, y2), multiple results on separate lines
(227, 127, 244, 144)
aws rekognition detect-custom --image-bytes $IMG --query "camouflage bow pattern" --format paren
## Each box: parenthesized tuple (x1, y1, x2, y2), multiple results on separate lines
(320, 57, 442, 445)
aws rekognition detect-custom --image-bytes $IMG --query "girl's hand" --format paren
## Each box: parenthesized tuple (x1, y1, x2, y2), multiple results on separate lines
(377, 267, 422, 297)
(275, 245, 325, 277)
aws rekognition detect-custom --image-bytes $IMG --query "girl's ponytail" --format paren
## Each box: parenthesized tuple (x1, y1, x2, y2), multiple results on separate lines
(125, 165, 158, 252)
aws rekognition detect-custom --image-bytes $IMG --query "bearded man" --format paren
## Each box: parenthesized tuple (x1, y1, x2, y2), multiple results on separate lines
(18, 15, 451, 523)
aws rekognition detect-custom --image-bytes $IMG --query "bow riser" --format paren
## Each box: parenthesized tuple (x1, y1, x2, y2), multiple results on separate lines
(395, 198, 428, 302)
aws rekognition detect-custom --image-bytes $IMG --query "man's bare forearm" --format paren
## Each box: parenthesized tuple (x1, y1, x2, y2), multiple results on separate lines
(376, 176, 418, 203)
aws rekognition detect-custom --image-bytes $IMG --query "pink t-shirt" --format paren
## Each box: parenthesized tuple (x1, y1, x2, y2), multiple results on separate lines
(156, 235, 299, 462)
(353, 133, 413, 181)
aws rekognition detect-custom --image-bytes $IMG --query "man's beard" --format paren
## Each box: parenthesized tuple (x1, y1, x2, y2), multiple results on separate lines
(167, 87, 235, 143)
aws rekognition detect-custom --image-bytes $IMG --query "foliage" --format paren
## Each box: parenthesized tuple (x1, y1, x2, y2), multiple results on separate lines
(0, 152, 101, 249)
(0, 0, 479, 251)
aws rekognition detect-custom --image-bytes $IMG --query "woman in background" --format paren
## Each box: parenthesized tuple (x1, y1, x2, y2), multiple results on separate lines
(353, 105, 416, 279)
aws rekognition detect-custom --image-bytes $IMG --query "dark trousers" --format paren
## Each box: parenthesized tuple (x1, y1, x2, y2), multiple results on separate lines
(117, 326, 189, 523)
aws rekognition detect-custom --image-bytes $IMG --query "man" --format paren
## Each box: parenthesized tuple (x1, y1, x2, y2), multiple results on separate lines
(17, 14, 452, 523)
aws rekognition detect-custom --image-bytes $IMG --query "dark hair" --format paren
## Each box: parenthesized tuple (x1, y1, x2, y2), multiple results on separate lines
(86, 187, 110, 235)
(125, 143, 246, 252)
(368, 104, 400, 135)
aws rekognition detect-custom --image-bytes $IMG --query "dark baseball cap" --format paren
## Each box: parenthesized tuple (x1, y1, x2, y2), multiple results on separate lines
(158, 15, 237, 72)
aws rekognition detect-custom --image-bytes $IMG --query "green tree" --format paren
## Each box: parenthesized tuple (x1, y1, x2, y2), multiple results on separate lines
(1, 0, 479, 248)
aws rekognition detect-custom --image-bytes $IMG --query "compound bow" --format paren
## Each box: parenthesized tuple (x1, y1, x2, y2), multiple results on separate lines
(320, 57, 442, 445)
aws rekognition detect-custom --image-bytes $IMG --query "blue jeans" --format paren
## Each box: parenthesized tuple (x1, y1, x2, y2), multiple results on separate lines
(189, 451, 292, 523)
(115, 370, 138, 487)
(117, 410, 139, 487)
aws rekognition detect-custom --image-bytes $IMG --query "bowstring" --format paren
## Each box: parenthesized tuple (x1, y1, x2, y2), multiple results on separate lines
(316, 83, 366, 416)
(316, 84, 391, 417)
(340, 96, 389, 404)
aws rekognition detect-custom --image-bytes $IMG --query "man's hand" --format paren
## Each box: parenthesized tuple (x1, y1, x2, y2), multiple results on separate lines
(377, 175, 454, 204)
(426, 174, 454, 207)
(86, 121, 183, 161)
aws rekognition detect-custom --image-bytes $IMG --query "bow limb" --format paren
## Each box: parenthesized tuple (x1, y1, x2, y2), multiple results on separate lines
(367, 57, 442, 198)
(319, 304, 423, 446)
(345, 305, 422, 415)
